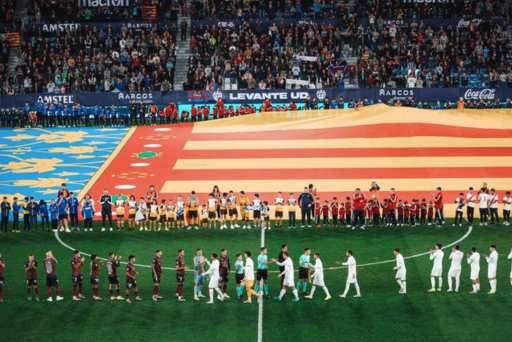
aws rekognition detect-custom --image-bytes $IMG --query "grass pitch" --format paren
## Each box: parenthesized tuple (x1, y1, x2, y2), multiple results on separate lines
(0, 219, 511, 342)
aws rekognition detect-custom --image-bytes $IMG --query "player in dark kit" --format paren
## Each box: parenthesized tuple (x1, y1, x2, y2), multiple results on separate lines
(44, 251, 63, 302)
(175, 249, 189, 301)
(107, 252, 124, 300)
(71, 250, 86, 301)
(0, 253, 4, 302)
(219, 249, 231, 298)
(152, 250, 164, 302)
(90, 254, 105, 301)
(25, 253, 39, 301)
(125, 255, 142, 303)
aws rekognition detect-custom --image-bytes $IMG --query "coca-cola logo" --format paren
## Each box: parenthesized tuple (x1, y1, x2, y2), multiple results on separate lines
(464, 89, 496, 100)
(457, 19, 482, 28)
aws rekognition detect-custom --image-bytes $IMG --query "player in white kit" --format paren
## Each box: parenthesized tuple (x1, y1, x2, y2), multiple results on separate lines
(483, 245, 498, 294)
(393, 248, 406, 294)
(336, 250, 361, 298)
(304, 252, 331, 300)
(508, 248, 512, 294)
(202, 253, 226, 304)
(466, 246, 481, 294)
(428, 243, 444, 292)
(273, 252, 300, 302)
(447, 245, 463, 292)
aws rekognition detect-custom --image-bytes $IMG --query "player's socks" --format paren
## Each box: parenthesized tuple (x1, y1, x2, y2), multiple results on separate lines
(35, 288, 39, 296)
(254, 284, 259, 293)
(430, 278, 436, 288)
(215, 287, 224, 299)
(279, 289, 286, 299)
(47, 288, 52, 297)
(236, 287, 240, 297)
(209, 289, 214, 302)
(110, 289, 113, 296)
(396, 280, 403, 290)
(264, 283, 269, 295)
(292, 289, 299, 299)
(438, 278, 443, 288)
(116, 289, 120, 296)
(302, 282, 307, 293)
(354, 282, 361, 295)
(310, 286, 316, 296)
(79, 283, 83, 295)
(194, 285, 198, 296)
(343, 283, 350, 296)
(472, 284, 477, 292)
(296, 281, 301, 292)
(223, 283, 227, 293)
(448, 277, 453, 291)
(323, 287, 330, 297)
(455, 277, 460, 292)
(72, 284, 77, 297)
(28, 289, 31, 296)
(402, 282, 406, 292)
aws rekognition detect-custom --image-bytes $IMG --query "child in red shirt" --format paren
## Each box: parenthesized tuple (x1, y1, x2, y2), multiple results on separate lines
(339, 203, 346, 227)
(322, 200, 330, 226)
(314, 198, 322, 227)
(330, 197, 339, 227)
(381, 199, 389, 226)
(427, 201, 434, 226)
(410, 199, 418, 227)
(397, 200, 404, 226)
(345, 197, 352, 228)
(404, 201, 410, 226)
(372, 199, 381, 226)
(420, 198, 427, 225)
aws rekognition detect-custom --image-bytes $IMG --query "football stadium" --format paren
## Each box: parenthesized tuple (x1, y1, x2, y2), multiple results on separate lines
(1, 1, 512, 341)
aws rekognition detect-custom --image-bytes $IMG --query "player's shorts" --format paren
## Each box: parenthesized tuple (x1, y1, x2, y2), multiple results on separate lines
(488, 267, 497, 278)
(220, 209, 227, 216)
(346, 273, 357, 284)
(189, 211, 198, 218)
(27, 278, 38, 286)
(129, 214, 136, 219)
(90, 277, 99, 285)
(72, 275, 83, 283)
(275, 210, 283, 218)
(108, 276, 120, 284)
(149, 216, 157, 221)
(177, 214, 184, 221)
(240, 207, 246, 215)
(219, 272, 229, 282)
(46, 275, 59, 287)
(153, 274, 162, 284)
(264, 216, 270, 222)
(194, 274, 205, 284)
(167, 217, 175, 222)
(209, 276, 220, 288)
(470, 269, 480, 280)
(229, 209, 237, 217)
(159, 216, 167, 223)
(395, 271, 406, 281)
(0, 275, 4, 286)
(298, 268, 309, 280)
(256, 269, 268, 281)
(176, 273, 185, 283)
(59, 213, 68, 220)
(126, 280, 137, 289)
(235, 274, 244, 285)
(431, 268, 442, 277)
(448, 268, 461, 278)
(208, 212, 216, 219)
(253, 211, 261, 219)
(283, 275, 295, 287)
(117, 213, 125, 219)
(312, 275, 325, 287)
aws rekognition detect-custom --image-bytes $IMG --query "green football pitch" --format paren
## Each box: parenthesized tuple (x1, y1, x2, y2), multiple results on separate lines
(0, 219, 511, 342)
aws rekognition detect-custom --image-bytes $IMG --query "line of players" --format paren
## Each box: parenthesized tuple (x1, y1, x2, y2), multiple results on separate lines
(1, 242, 511, 304)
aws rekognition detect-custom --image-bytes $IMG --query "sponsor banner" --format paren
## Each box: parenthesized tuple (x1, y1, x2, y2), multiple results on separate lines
(295, 56, 318, 62)
(77, 0, 130, 7)
(402, 0, 455, 4)
(27, 22, 167, 36)
(359, 17, 499, 29)
(1, 89, 509, 107)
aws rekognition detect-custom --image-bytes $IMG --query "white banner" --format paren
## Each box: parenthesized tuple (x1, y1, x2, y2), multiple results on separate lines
(78, 0, 130, 7)
(295, 55, 318, 62)
(286, 79, 311, 86)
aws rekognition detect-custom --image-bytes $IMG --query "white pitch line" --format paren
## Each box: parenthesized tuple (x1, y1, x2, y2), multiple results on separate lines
(258, 226, 265, 342)
(54, 225, 473, 273)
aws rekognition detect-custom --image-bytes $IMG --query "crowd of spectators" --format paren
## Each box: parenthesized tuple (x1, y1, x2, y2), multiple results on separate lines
(185, 20, 358, 91)
(189, 0, 359, 20)
(1, 23, 177, 95)
(355, 5, 512, 88)
(26, 0, 181, 23)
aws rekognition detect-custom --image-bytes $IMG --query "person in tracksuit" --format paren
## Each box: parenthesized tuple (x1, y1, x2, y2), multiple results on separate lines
(49, 199, 59, 231)
(298, 187, 314, 228)
(100, 189, 113, 232)
(1, 197, 11, 233)
(39, 199, 50, 231)
(12, 197, 20, 232)
(68, 192, 80, 231)
(27, 197, 39, 232)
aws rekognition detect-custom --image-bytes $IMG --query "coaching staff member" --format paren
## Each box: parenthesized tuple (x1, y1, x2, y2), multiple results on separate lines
(298, 187, 314, 227)
(100, 189, 113, 232)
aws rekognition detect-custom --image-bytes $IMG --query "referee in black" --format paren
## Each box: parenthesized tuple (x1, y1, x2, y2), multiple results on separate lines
(298, 187, 314, 227)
